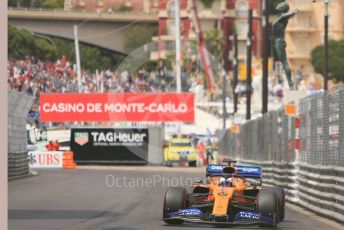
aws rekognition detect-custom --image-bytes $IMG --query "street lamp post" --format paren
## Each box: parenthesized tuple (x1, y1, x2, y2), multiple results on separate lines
(175, 0, 182, 93)
(233, 34, 238, 114)
(313, 0, 330, 90)
(262, 0, 269, 114)
(324, 0, 329, 91)
(73, 25, 82, 93)
(246, 9, 253, 121)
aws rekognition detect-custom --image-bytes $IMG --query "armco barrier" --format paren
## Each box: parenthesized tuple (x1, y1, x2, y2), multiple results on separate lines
(238, 159, 344, 223)
(223, 87, 344, 223)
(8, 90, 34, 179)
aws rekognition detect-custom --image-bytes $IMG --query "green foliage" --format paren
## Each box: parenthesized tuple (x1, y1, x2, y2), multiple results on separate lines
(205, 29, 224, 61)
(52, 37, 124, 72)
(8, 0, 19, 7)
(124, 24, 157, 53)
(201, 0, 213, 9)
(8, 25, 124, 71)
(311, 40, 344, 82)
(33, 38, 57, 60)
(117, 5, 133, 12)
(42, 0, 64, 9)
(8, 25, 56, 61)
(8, 0, 63, 8)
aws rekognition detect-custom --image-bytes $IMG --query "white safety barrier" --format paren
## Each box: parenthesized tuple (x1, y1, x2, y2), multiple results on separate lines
(238, 159, 344, 223)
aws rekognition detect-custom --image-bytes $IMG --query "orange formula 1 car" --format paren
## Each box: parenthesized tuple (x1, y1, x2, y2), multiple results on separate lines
(162, 161, 285, 227)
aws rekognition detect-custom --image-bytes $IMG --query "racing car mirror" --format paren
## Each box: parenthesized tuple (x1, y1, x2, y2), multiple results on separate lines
(193, 179, 203, 184)
(246, 178, 262, 187)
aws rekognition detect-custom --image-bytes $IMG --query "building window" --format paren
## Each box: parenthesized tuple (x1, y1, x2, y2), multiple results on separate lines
(168, 0, 176, 18)
(236, 20, 248, 36)
(167, 0, 177, 35)
(78, 0, 85, 7)
(96, 0, 104, 8)
(168, 20, 176, 35)
(236, 0, 248, 17)
(238, 41, 246, 56)
(153, 0, 159, 7)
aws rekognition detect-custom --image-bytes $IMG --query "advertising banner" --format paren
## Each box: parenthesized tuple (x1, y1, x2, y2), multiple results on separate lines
(70, 128, 149, 163)
(40, 93, 194, 122)
(28, 151, 63, 168)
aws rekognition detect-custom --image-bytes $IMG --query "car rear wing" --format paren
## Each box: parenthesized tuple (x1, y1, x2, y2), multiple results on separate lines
(206, 164, 262, 178)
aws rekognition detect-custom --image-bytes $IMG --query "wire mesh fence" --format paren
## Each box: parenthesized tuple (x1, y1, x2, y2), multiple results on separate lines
(224, 87, 344, 166)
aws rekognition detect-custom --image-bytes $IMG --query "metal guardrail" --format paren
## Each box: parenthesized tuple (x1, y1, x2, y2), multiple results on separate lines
(238, 159, 344, 223)
(222, 87, 344, 223)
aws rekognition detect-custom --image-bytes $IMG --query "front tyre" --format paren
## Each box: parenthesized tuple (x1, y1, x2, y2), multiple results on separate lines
(271, 187, 285, 221)
(257, 190, 278, 228)
(163, 187, 188, 225)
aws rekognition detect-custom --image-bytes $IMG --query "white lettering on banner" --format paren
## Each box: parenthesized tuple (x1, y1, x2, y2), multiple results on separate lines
(42, 102, 189, 114)
(148, 103, 187, 113)
(104, 103, 188, 113)
(90, 132, 146, 143)
(28, 151, 63, 168)
(104, 103, 145, 113)
(86, 103, 102, 113)
(42, 103, 85, 113)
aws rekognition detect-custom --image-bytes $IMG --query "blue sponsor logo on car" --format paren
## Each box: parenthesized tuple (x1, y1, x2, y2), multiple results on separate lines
(169, 208, 203, 218)
(235, 211, 260, 220)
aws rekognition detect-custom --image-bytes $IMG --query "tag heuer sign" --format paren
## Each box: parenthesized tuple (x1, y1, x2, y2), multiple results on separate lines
(74, 132, 89, 146)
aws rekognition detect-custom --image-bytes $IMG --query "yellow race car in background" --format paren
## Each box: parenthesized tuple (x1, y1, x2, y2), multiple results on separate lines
(164, 138, 197, 166)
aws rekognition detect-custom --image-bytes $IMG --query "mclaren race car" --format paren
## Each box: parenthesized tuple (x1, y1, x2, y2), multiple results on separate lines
(162, 161, 285, 227)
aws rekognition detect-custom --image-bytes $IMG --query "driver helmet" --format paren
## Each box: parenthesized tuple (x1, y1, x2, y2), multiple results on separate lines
(219, 177, 232, 186)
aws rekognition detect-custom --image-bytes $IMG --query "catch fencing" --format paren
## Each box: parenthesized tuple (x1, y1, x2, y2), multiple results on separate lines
(222, 87, 344, 223)
(8, 90, 34, 179)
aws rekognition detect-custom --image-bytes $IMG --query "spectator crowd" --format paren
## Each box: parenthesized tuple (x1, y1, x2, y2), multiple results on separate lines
(8, 55, 324, 124)
(7, 56, 180, 124)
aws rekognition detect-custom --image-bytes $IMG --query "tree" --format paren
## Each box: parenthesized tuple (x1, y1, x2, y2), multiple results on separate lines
(42, 0, 64, 9)
(205, 29, 224, 61)
(8, 25, 38, 58)
(8, 0, 59, 8)
(8, 25, 124, 71)
(311, 40, 344, 82)
(8, 0, 19, 7)
(34, 38, 56, 61)
(201, 0, 213, 9)
(52, 37, 124, 72)
(124, 24, 157, 53)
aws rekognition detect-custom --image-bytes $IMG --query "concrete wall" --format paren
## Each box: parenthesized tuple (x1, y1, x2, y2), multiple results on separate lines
(148, 127, 164, 165)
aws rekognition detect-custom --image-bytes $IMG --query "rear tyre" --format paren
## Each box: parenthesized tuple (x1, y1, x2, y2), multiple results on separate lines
(188, 160, 197, 167)
(257, 190, 278, 228)
(271, 187, 285, 221)
(163, 187, 188, 225)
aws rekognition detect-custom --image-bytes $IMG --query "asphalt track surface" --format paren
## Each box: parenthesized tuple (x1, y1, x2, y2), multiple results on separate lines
(9, 166, 342, 230)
